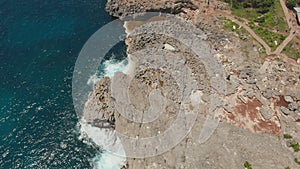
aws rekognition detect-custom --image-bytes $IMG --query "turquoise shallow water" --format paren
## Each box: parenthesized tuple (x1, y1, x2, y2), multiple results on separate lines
(0, 0, 116, 168)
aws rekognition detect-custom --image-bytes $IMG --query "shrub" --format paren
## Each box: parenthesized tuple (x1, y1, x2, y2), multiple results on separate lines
(283, 134, 293, 139)
(290, 143, 300, 152)
(244, 161, 253, 169)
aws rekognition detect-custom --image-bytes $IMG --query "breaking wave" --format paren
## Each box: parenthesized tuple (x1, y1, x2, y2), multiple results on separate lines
(87, 54, 129, 86)
(78, 118, 126, 169)
(83, 54, 129, 169)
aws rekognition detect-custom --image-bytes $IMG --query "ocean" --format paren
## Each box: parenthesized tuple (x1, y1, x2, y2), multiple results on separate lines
(0, 0, 127, 168)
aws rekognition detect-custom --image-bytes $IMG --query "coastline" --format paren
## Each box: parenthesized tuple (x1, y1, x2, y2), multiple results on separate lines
(80, 0, 300, 168)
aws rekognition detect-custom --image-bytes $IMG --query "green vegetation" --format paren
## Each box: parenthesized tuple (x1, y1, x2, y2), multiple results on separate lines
(284, 134, 293, 139)
(295, 158, 300, 165)
(254, 43, 267, 57)
(223, 18, 239, 31)
(244, 161, 253, 169)
(225, 0, 288, 32)
(223, 18, 249, 40)
(249, 22, 286, 50)
(283, 42, 300, 60)
(259, 52, 268, 58)
(258, 0, 288, 32)
(225, 0, 274, 13)
(223, 0, 289, 52)
(290, 143, 300, 152)
(285, 167, 291, 169)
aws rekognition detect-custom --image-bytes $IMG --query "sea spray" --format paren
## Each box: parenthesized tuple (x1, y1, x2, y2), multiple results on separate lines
(87, 56, 129, 86)
(79, 118, 126, 169)
(83, 55, 130, 168)
(92, 151, 126, 169)
(102, 59, 129, 78)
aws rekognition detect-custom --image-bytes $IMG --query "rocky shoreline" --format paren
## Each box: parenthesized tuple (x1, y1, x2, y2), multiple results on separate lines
(105, 0, 198, 18)
(82, 0, 300, 168)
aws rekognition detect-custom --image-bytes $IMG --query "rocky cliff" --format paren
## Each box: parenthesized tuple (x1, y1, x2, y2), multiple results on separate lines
(105, 0, 197, 18)
(82, 0, 300, 168)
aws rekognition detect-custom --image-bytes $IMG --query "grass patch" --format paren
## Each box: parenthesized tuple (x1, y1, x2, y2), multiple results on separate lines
(260, 52, 268, 58)
(228, 0, 288, 32)
(232, 8, 259, 21)
(258, 0, 288, 32)
(224, 0, 289, 51)
(249, 23, 286, 50)
(223, 18, 240, 31)
(283, 41, 300, 60)
(283, 134, 293, 139)
(223, 18, 250, 40)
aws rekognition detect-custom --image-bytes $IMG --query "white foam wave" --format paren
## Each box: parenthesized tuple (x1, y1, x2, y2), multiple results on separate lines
(102, 59, 129, 78)
(84, 55, 129, 168)
(87, 73, 101, 86)
(92, 151, 126, 169)
(87, 58, 129, 86)
(78, 119, 126, 169)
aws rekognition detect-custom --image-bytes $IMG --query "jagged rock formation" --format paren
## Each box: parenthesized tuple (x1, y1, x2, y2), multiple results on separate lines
(82, 1, 300, 168)
(83, 77, 116, 129)
(106, 0, 198, 18)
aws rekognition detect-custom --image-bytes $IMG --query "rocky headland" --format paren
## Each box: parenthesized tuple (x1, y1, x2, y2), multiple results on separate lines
(83, 0, 300, 168)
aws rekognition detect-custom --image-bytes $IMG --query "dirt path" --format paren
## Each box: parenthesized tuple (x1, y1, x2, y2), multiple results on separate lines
(274, 28, 296, 54)
(274, 0, 297, 54)
(280, 0, 293, 29)
(221, 13, 272, 55)
(218, 1, 299, 64)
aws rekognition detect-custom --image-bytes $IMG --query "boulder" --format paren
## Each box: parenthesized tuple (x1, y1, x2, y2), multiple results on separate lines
(226, 75, 240, 96)
(280, 106, 292, 116)
(288, 102, 298, 111)
(284, 95, 293, 103)
(163, 43, 176, 51)
(260, 105, 273, 120)
(223, 103, 232, 113)
(262, 88, 273, 99)
(238, 94, 248, 104)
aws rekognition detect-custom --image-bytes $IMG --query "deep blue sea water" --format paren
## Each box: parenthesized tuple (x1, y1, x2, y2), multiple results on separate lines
(0, 0, 117, 168)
